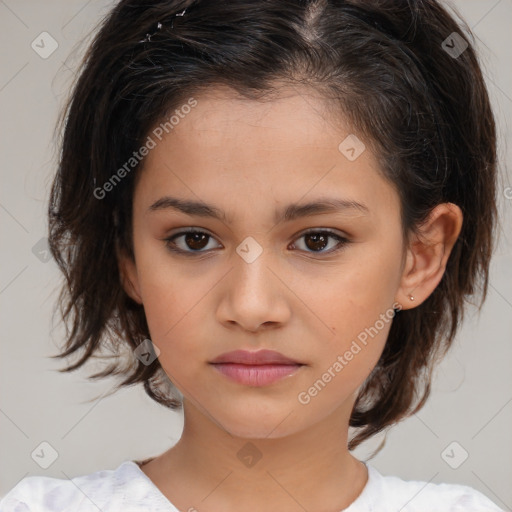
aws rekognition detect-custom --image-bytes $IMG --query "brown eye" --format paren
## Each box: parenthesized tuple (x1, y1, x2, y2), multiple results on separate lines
(291, 229, 349, 255)
(165, 230, 221, 254)
(182, 232, 209, 250)
(304, 232, 329, 252)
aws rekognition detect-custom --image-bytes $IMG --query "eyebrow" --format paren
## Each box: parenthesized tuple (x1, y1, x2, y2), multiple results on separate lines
(147, 195, 369, 224)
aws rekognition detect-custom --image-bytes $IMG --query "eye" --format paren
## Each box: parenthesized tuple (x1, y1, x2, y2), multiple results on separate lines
(164, 228, 350, 256)
(165, 229, 221, 254)
(289, 229, 350, 255)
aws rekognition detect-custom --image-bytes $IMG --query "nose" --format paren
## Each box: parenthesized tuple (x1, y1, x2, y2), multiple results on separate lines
(216, 245, 292, 333)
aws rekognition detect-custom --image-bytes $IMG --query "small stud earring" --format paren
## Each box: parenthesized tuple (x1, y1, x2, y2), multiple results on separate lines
(409, 295, 415, 301)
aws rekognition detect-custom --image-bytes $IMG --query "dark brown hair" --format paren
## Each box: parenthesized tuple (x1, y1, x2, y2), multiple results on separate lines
(48, 0, 498, 451)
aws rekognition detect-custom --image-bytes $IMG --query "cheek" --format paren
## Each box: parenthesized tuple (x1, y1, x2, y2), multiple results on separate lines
(292, 279, 396, 415)
(132, 240, 219, 368)
(290, 241, 402, 389)
(292, 237, 402, 334)
(138, 268, 209, 345)
(138, 278, 210, 391)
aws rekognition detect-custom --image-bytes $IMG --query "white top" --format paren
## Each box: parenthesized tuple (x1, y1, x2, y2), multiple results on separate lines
(0, 460, 504, 511)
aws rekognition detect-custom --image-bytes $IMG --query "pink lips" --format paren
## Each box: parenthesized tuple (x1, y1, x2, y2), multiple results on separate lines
(209, 349, 304, 387)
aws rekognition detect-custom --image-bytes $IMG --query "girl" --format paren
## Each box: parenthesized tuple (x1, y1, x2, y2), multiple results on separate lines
(0, 0, 505, 510)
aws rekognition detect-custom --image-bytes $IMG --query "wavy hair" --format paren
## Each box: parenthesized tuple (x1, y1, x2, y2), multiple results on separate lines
(48, 0, 497, 451)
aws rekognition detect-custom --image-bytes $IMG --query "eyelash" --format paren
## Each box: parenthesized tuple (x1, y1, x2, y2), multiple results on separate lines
(164, 228, 350, 257)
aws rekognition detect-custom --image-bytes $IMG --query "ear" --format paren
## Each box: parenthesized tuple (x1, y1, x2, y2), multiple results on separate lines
(395, 203, 463, 309)
(116, 245, 143, 305)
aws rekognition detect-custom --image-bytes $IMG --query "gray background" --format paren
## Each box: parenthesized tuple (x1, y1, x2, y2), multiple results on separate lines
(1, 0, 511, 508)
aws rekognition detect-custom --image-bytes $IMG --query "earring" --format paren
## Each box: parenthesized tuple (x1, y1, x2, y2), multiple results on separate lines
(409, 295, 415, 301)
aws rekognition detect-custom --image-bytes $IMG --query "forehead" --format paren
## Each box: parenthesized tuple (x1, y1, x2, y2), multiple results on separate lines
(142, 84, 365, 176)
(134, 85, 400, 226)
(184, 84, 335, 135)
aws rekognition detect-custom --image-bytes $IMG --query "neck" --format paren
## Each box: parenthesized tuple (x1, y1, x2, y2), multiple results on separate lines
(147, 398, 368, 512)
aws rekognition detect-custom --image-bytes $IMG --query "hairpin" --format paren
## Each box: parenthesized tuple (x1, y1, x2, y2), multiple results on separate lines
(139, 21, 163, 43)
(139, 8, 187, 43)
(170, 8, 187, 29)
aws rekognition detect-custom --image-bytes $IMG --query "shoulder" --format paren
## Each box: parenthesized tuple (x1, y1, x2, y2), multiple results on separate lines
(357, 465, 504, 512)
(0, 461, 152, 512)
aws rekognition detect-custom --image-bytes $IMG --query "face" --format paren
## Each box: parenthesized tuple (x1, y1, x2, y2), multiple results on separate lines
(121, 85, 408, 439)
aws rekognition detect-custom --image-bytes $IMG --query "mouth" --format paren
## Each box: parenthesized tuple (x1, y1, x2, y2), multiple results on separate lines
(209, 349, 304, 387)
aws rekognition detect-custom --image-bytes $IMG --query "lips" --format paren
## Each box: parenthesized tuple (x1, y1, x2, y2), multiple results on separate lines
(209, 349, 304, 386)
(209, 349, 301, 365)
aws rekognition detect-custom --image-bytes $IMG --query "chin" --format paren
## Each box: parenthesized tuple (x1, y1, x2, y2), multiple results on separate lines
(218, 409, 304, 440)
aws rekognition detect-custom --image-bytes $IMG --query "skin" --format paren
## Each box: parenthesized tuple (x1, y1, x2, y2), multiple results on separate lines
(119, 85, 463, 512)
